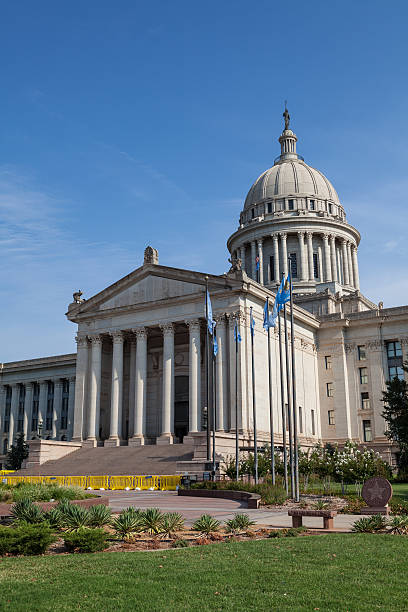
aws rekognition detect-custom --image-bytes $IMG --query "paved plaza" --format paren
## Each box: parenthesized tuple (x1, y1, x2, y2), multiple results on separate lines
(98, 490, 362, 531)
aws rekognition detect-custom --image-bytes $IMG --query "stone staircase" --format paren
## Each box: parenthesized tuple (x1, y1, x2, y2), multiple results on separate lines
(17, 444, 196, 476)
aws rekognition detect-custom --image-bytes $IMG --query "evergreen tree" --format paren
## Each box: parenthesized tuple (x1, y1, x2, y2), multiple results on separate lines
(382, 362, 408, 476)
(5, 433, 29, 470)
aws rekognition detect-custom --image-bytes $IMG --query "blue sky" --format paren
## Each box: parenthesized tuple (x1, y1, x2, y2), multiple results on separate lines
(1, 0, 408, 362)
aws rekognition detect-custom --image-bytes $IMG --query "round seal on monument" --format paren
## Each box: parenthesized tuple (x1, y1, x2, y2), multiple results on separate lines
(362, 477, 392, 507)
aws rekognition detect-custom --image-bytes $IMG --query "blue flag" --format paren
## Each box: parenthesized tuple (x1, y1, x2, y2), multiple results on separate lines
(213, 332, 218, 356)
(255, 255, 260, 271)
(263, 298, 276, 330)
(206, 290, 215, 335)
(234, 320, 242, 343)
(250, 306, 255, 337)
(277, 272, 291, 305)
(269, 277, 286, 327)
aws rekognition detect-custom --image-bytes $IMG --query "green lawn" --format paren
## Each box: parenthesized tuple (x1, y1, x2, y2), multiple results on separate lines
(0, 535, 407, 611)
(392, 482, 408, 500)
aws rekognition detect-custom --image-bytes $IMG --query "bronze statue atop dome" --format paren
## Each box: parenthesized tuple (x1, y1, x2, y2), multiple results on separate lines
(283, 104, 290, 131)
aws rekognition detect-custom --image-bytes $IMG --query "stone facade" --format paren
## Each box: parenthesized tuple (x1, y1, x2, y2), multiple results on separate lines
(0, 114, 406, 467)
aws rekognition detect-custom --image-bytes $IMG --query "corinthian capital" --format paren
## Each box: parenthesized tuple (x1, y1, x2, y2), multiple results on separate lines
(75, 334, 89, 348)
(110, 330, 124, 344)
(160, 322, 174, 337)
(89, 334, 103, 345)
(133, 327, 148, 340)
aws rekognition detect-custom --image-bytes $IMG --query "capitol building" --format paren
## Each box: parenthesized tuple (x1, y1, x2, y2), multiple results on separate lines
(1, 113, 407, 470)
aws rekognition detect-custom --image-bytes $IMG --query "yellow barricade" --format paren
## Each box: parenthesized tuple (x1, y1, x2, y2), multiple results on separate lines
(0, 473, 181, 490)
(88, 475, 109, 490)
(109, 475, 134, 490)
(63, 476, 88, 488)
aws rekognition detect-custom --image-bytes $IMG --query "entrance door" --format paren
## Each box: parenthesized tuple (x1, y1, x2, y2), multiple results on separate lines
(174, 375, 189, 443)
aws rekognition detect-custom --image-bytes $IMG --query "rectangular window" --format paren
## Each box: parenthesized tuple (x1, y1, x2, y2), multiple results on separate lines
(359, 367, 368, 384)
(325, 355, 332, 370)
(289, 253, 297, 277)
(361, 392, 370, 410)
(313, 252, 319, 278)
(251, 208, 255, 219)
(389, 366, 404, 381)
(309, 199, 315, 210)
(387, 341, 402, 358)
(358, 345, 366, 360)
(328, 410, 335, 425)
(326, 382, 334, 397)
(269, 255, 275, 282)
(46, 417, 52, 431)
(267, 202, 272, 214)
(328, 203, 333, 214)
(288, 199, 295, 210)
(311, 409, 316, 435)
(363, 420, 372, 442)
(298, 406, 303, 433)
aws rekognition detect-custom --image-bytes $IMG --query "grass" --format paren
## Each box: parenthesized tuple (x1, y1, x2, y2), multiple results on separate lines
(0, 534, 407, 611)
(392, 483, 408, 500)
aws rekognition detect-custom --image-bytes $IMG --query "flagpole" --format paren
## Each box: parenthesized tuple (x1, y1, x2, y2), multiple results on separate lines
(212, 336, 216, 477)
(250, 307, 258, 485)
(289, 261, 300, 502)
(278, 297, 288, 494)
(266, 297, 276, 485)
(235, 317, 239, 481)
(283, 300, 295, 499)
(205, 276, 211, 462)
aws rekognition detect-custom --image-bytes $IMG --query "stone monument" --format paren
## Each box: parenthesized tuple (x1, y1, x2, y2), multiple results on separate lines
(361, 477, 392, 515)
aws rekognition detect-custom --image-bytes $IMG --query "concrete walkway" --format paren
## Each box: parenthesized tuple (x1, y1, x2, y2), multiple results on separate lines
(99, 491, 363, 531)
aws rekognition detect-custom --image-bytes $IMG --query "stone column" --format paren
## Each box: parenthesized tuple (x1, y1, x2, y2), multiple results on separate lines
(38, 380, 48, 437)
(158, 323, 174, 444)
(257, 239, 264, 284)
(317, 245, 323, 280)
(215, 316, 228, 430)
(251, 241, 256, 280)
(107, 331, 124, 446)
(9, 384, 19, 446)
(23, 383, 33, 440)
(0, 386, 6, 437)
(298, 231, 308, 281)
(53, 380, 63, 439)
(323, 233, 332, 282)
(330, 235, 338, 282)
(87, 335, 102, 445)
(185, 319, 200, 434)
(351, 245, 360, 290)
(239, 245, 246, 274)
(67, 377, 76, 440)
(128, 338, 136, 439)
(347, 242, 354, 287)
(130, 327, 148, 445)
(280, 232, 288, 277)
(341, 239, 350, 285)
(72, 335, 89, 442)
(306, 232, 314, 281)
(272, 234, 280, 283)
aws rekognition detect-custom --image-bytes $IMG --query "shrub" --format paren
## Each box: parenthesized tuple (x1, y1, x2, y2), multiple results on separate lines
(0, 524, 56, 556)
(112, 510, 144, 540)
(63, 527, 108, 553)
(268, 527, 306, 538)
(390, 498, 408, 515)
(192, 514, 221, 535)
(0, 489, 13, 503)
(339, 496, 367, 514)
(61, 504, 92, 531)
(11, 499, 45, 524)
(190, 480, 287, 505)
(352, 515, 387, 533)
(141, 508, 165, 534)
(44, 507, 64, 530)
(160, 513, 185, 538)
(172, 538, 189, 548)
(88, 504, 112, 528)
(388, 516, 408, 535)
(225, 513, 255, 533)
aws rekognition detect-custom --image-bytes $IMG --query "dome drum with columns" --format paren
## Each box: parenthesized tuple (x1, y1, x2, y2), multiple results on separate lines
(227, 113, 361, 296)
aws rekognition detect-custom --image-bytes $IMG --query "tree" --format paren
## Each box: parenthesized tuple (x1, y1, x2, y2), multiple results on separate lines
(382, 362, 408, 477)
(5, 433, 29, 470)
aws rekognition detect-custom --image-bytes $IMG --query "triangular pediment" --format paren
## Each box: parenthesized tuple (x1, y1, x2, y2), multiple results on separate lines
(67, 264, 244, 320)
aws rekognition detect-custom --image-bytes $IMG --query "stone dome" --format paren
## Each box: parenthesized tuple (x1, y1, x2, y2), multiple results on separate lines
(244, 159, 340, 210)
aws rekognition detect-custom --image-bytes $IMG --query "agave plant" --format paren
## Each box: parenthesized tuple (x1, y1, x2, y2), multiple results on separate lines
(88, 504, 112, 528)
(388, 515, 408, 535)
(159, 513, 185, 538)
(111, 511, 144, 540)
(225, 513, 255, 533)
(44, 507, 64, 529)
(192, 514, 221, 535)
(352, 515, 387, 533)
(11, 499, 45, 524)
(62, 504, 92, 531)
(312, 500, 330, 510)
(141, 508, 165, 535)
